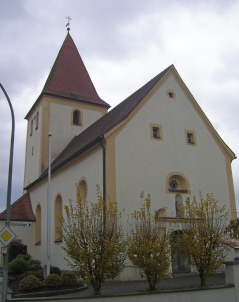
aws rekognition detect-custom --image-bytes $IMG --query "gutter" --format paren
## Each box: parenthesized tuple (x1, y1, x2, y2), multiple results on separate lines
(98, 136, 106, 202)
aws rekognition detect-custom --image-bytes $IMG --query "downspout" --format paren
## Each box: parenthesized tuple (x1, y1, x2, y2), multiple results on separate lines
(99, 135, 106, 233)
(99, 135, 106, 202)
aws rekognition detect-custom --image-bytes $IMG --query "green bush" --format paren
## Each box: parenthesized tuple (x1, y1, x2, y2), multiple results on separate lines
(27, 259, 42, 271)
(50, 266, 61, 276)
(19, 270, 43, 280)
(43, 274, 62, 287)
(9, 254, 42, 274)
(19, 275, 42, 291)
(62, 272, 78, 285)
(9, 255, 29, 274)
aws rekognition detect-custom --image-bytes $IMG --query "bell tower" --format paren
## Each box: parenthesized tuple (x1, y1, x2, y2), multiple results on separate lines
(23, 33, 110, 188)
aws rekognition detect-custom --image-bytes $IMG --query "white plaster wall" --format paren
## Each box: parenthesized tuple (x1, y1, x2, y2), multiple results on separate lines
(115, 75, 232, 216)
(24, 98, 105, 187)
(49, 103, 103, 161)
(24, 106, 42, 187)
(28, 147, 103, 270)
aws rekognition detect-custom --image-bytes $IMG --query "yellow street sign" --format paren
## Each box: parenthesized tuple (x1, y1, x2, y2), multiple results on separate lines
(0, 226, 16, 246)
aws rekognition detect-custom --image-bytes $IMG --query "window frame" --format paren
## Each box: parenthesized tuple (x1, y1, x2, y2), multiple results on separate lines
(185, 129, 197, 146)
(166, 89, 176, 99)
(150, 123, 163, 141)
(35, 111, 39, 130)
(72, 109, 82, 126)
(30, 119, 33, 136)
(35, 204, 41, 245)
(54, 194, 63, 243)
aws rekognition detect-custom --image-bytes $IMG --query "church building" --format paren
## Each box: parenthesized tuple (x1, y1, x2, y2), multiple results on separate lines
(0, 31, 237, 278)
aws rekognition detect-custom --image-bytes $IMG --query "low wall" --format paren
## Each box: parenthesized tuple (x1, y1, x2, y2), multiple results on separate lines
(8, 261, 239, 302)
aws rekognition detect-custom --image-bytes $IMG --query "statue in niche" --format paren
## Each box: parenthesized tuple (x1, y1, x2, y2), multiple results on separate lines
(175, 200, 184, 218)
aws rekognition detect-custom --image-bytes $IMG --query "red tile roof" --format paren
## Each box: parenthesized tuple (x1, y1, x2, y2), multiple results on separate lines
(25, 65, 173, 189)
(25, 33, 110, 119)
(43, 33, 109, 107)
(0, 193, 35, 221)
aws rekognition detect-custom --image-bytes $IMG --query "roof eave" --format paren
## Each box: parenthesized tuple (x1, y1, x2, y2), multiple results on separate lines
(24, 134, 104, 190)
(25, 92, 110, 120)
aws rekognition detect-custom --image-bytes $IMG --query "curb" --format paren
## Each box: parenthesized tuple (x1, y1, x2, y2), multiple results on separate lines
(12, 286, 88, 298)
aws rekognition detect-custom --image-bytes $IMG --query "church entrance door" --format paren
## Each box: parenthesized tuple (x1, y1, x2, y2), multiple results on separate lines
(170, 230, 191, 274)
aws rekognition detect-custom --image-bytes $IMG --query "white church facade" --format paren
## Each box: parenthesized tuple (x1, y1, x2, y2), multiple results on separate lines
(0, 32, 237, 278)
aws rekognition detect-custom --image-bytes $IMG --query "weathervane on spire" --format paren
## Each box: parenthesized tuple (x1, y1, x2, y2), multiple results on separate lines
(66, 16, 72, 32)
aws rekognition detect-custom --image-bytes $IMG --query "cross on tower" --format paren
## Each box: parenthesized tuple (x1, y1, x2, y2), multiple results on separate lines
(66, 16, 72, 31)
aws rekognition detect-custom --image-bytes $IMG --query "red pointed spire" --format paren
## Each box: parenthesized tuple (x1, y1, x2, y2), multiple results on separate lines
(42, 33, 110, 107)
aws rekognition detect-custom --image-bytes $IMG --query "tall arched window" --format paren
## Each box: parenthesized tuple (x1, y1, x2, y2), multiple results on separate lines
(54, 195, 63, 242)
(77, 178, 87, 202)
(73, 110, 81, 125)
(35, 111, 39, 130)
(35, 204, 41, 245)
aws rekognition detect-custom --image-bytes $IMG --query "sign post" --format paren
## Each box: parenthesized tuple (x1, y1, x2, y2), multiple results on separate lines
(0, 83, 15, 302)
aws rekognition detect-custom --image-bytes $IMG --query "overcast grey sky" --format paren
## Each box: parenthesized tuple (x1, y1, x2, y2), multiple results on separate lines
(0, 0, 238, 213)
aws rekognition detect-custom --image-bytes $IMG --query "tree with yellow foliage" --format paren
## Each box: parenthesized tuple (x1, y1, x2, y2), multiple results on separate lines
(226, 218, 239, 240)
(179, 193, 230, 287)
(127, 192, 170, 291)
(58, 186, 126, 294)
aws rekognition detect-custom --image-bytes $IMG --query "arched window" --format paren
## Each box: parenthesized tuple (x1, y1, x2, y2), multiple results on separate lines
(77, 178, 87, 202)
(30, 119, 33, 136)
(35, 204, 41, 245)
(73, 110, 81, 125)
(166, 172, 189, 194)
(35, 111, 39, 130)
(54, 195, 63, 242)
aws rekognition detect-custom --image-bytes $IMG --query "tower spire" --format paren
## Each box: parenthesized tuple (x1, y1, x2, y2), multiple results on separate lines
(41, 34, 110, 107)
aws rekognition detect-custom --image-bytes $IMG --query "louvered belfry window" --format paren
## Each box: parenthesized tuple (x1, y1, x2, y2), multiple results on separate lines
(73, 110, 80, 125)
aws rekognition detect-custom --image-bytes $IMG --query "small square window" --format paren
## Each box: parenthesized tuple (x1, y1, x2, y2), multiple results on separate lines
(153, 127, 160, 138)
(150, 123, 163, 141)
(185, 130, 196, 146)
(187, 133, 194, 144)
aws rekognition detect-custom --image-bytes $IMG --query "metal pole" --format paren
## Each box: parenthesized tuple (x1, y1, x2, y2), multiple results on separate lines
(46, 134, 52, 276)
(0, 83, 15, 302)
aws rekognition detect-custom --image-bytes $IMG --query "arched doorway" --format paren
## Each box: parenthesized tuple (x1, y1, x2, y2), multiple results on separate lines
(170, 230, 191, 274)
